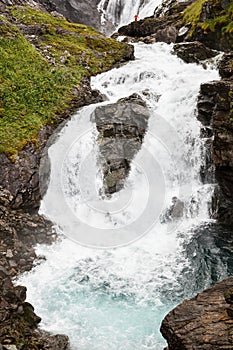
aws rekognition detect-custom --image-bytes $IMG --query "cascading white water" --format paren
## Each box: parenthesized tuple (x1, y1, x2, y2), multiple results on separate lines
(18, 42, 226, 350)
(98, 0, 162, 27)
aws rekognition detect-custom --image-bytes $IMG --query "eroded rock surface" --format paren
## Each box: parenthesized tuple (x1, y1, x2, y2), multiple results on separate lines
(197, 53, 233, 224)
(93, 94, 150, 194)
(173, 41, 218, 63)
(161, 277, 233, 350)
(0, 188, 70, 349)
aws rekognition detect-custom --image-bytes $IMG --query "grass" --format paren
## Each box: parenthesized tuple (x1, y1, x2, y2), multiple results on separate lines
(0, 7, 131, 157)
(183, 0, 233, 34)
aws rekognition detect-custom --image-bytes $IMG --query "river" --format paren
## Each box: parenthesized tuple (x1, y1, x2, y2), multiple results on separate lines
(18, 1, 231, 349)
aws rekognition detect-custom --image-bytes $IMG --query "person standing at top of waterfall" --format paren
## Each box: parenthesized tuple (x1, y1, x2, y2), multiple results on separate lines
(134, 14, 139, 21)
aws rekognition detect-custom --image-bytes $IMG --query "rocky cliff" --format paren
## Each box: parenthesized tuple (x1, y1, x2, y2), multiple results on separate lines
(197, 53, 233, 225)
(1, 0, 103, 30)
(161, 277, 233, 350)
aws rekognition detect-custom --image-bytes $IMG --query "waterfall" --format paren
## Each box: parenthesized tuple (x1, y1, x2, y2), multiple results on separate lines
(98, 0, 162, 27)
(18, 41, 226, 350)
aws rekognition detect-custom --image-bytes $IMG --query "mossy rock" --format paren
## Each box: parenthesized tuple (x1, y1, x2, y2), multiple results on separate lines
(0, 6, 133, 157)
(183, 0, 233, 50)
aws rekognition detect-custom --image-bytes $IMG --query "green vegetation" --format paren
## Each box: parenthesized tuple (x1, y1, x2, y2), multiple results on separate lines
(183, 0, 233, 34)
(0, 7, 131, 157)
(183, 0, 207, 26)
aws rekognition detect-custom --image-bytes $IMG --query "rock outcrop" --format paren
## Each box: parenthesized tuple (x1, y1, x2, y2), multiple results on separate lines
(93, 94, 150, 194)
(44, 0, 102, 30)
(118, 14, 181, 44)
(117, 0, 232, 52)
(173, 41, 218, 63)
(0, 0, 102, 30)
(161, 277, 233, 350)
(197, 53, 233, 224)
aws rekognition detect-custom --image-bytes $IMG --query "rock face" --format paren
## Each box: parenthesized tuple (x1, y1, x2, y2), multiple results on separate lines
(0, 0, 102, 30)
(118, 15, 181, 44)
(161, 277, 233, 350)
(173, 41, 218, 63)
(117, 0, 232, 52)
(93, 94, 150, 194)
(46, 0, 102, 30)
(197, 53, 233, 224)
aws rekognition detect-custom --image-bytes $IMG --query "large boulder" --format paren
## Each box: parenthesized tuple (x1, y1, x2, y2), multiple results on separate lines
(173, 41, 218, 63)
(118, 14, 181, 41)
(93, 94, 150, 194)
(161, 277, 233, 350)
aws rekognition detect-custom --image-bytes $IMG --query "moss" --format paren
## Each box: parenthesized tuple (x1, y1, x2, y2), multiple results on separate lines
(183, 0, 207, 26)
(0, 7, 131, 156)
(183, 0, 233, 35)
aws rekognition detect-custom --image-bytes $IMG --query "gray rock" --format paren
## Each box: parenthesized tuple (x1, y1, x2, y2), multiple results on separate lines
(155, 25, 177, 44)
(160, 197, 184, 223)
(47, 0, 102, 30)
(6, 250, 13, 259)
(173, 41, 218, 63)
(43, 334, 70, 349)
(197, 78, 233, 224)
(93, 94, 150, 194)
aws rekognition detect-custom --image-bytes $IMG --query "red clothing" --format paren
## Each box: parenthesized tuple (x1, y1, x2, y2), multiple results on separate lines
(134, 15, 138, 22)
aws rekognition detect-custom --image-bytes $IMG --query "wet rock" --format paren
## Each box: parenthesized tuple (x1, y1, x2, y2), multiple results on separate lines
(218, 52, 233, 79)
(161, 277, 233, 350)
(22, 302, 41, 326)
(43, 334, 70, 349)
(197, 70, 233, 224)
(161, 197, 184, 223)
(173, 41, 218, 63)
(118, 14, 181, 40)
(93, 94, 150, 194)
(155, 25, 177, 44)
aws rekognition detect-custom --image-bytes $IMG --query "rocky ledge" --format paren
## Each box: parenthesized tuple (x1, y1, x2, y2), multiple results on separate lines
(161, 277, 233, 350)
(93, 94, 150, 194)
(197, 52, 233, 224)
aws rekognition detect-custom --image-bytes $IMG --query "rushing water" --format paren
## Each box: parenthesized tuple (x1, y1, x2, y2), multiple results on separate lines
(18, 41, 228, 350)
(16, 0, 230, 348)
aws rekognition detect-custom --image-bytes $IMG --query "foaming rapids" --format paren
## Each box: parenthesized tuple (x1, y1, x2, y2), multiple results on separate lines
(18, 43, 226, 350)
